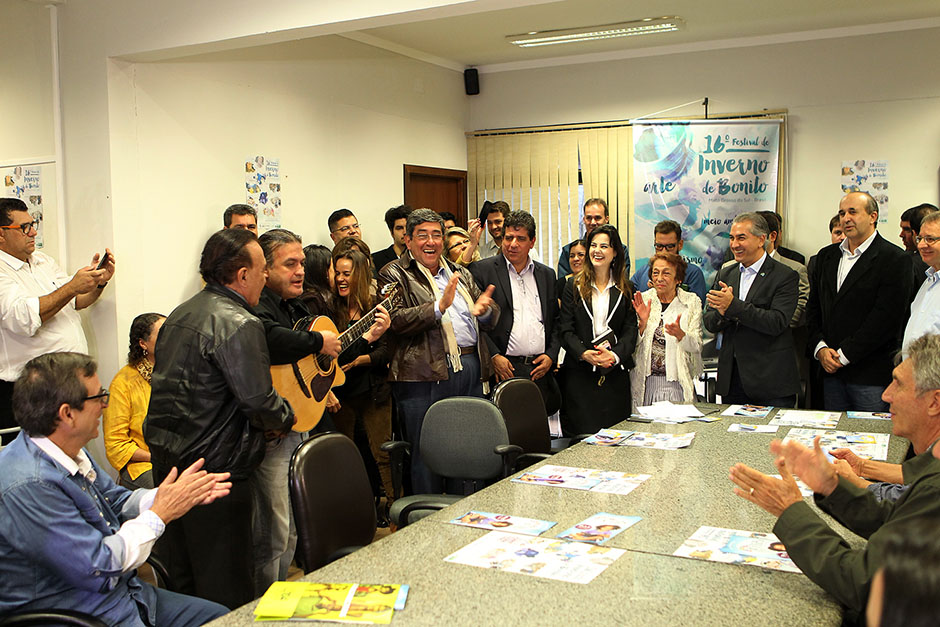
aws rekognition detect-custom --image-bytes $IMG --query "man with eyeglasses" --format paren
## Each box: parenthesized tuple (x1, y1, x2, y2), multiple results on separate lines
(557, 198, 629, 279)
(378, 209, 498, 493)
(0, 352, 230, 626)
(328, 208, 361, 245)
(0, 197, 114, 443)
(902, 211, 940, 352)
(630, 220, 706, 303)
(222, 203, 258, 232)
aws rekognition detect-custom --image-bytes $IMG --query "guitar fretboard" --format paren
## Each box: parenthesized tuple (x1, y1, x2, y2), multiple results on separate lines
(339, 293, 395, 351)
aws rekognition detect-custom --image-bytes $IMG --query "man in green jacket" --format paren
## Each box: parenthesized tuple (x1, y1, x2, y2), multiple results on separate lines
(729, 332, 940, 617)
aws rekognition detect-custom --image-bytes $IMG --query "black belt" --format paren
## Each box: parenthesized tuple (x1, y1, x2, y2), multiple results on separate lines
(506, 354, 540, 365)
(459, 346, 476, 356)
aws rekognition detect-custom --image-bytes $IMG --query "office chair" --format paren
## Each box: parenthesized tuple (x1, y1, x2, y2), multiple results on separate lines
(289, 432, 376, 573)
(384, 397, 522, 529)
(490, 378, 555, 468)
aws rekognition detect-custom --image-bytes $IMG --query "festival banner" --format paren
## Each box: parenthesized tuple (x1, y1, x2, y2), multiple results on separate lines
(633, 120, 780, 287)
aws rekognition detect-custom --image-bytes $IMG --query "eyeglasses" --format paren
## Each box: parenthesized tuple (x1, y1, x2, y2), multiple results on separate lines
(916, 235, 939, 245)
(84, 389, 110, 406)
(414, 232, 443, 243)
(0, 220, 40, 235)
(653, 242, 678, 251)
(333, 223, 360, 234)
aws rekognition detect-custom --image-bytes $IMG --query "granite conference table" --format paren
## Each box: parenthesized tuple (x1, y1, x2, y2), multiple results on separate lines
(210, 405, 905, 626)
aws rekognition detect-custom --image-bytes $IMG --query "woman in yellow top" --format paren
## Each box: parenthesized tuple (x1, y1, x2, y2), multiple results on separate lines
(103, 312, 165, 489)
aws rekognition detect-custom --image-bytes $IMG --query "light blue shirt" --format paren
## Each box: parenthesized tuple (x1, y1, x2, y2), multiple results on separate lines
(738, 252, 767, 302)
(902, 266, 940, 354)
(431, 264, 478, 347)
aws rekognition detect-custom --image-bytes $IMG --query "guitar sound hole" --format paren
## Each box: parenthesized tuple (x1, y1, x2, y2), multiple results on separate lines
(315, 354, 333, 371)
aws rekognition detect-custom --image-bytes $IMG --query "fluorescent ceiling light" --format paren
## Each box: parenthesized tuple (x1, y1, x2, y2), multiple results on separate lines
(507, 17, 685, 48)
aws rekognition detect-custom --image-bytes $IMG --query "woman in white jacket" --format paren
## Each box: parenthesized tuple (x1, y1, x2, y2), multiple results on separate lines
(630, 252, 703, 405)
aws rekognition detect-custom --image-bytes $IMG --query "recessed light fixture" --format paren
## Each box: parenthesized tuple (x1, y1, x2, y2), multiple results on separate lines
(507, 16, 685, 48)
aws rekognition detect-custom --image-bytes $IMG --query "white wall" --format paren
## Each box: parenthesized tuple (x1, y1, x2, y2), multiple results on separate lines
(108, 35, 468, 337)
(469, 27, 940, 262)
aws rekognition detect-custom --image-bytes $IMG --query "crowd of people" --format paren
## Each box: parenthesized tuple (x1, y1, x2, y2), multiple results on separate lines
(0, 191, 938, 625)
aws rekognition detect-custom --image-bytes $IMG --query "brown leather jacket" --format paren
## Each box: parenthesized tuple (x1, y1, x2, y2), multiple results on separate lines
(378, 251, 499, 383)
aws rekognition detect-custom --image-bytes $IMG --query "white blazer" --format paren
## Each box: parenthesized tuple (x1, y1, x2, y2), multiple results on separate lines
(630, 287, 704, 404)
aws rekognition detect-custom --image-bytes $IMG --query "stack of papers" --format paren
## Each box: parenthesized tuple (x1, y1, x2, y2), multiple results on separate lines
(782, 429, 891, 461)
(444, 531, 625, 584)
(634, 401, 719, 424)
(769, 410, 841, 429)
(448, 511, 556, 536)
(511, 464, 652, 495)
(255, 582, 408, 623)
(673, 526, 802, 574)
(584, 430, 696, 450)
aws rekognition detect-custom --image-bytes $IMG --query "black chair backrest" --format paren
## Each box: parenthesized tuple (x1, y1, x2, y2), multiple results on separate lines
(0, 610, 108, 626)
(491, 378, 551, 455)
(289, 432, 376, 572)
(420, 397, 508, 480)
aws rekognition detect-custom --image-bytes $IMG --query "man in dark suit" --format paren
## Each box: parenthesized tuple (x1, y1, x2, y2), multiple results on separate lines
(470, 210, 560, 415)
(704, 212, 800, 407)
(807, 192, 913, 411)
(775, 212, 806, 266)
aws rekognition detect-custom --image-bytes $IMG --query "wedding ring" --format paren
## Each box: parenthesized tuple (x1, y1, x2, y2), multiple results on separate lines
(749, 487, 755, 495)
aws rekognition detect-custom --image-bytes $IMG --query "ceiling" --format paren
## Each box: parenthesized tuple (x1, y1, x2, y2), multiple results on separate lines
(351, 0, 940, 71)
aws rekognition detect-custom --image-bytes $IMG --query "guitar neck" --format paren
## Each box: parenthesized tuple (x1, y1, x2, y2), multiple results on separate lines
(338, 294, 393, 352)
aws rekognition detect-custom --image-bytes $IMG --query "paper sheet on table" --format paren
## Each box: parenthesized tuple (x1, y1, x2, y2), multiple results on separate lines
(782, 428, 891, 461)
(619, 431, 696, 450)
(845, 411, 892, 421)
(721, 404, 773, 418)
(444, 530, 625, 584)
(728, 423, 779, 433)
(254, 582, 405, 623)
(448, 511, 556, 536)
(556, 513, 641, 545)
(769, 409, 841, 429)
(637, 401, 705, 419)
(673, 526, 802, 574)
(511, 464, 651, 495)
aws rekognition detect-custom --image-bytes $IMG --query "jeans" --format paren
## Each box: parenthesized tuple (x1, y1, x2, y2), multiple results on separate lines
(250, 431, 303, 597)
(392, 353, 483, 494)
(823, 378, 888, 412)
(150, 584, 228, 626)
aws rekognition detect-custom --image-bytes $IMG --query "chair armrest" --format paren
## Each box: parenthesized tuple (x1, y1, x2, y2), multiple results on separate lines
(514, 452, 552, 472)
(494, 444, 524, 478)
(0, 610, 109, 627)
(146, 553, 172, 590)
(324, 545, 364, 566)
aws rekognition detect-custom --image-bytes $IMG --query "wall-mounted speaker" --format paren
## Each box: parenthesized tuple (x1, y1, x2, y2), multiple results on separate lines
(464, 69, 480, 96)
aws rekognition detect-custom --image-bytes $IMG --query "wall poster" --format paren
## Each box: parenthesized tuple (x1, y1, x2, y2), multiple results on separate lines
(245, 155, 282, 232)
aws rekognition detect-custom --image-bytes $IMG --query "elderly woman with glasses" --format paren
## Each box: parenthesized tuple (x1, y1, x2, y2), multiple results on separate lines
(445, 220, 483, 266)
(630, 252, 703, 405)
(103, 312, 166, 489)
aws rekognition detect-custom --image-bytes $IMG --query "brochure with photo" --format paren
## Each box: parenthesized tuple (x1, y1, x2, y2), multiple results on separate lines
(448, 511, 556, 536)
(556, 513, 642, 545)
(673, 526, 801, 574)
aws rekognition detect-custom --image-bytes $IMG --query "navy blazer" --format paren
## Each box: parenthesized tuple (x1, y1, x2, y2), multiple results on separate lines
(469, 255, 560, 362)
(703, 254, 800, 399)
(806, 232, 912, 386)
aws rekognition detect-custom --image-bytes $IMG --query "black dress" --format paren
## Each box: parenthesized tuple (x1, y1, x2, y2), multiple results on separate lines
(558, 276, 638, 436)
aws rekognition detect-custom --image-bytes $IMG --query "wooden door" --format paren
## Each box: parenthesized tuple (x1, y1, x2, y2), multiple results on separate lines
(403, 165, 467, 228)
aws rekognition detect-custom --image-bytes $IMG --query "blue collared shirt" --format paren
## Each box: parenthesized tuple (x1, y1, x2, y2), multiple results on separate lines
(902, 266, 940, 354)
(0, 432, 158, 626)
(431, 264, 479, 347)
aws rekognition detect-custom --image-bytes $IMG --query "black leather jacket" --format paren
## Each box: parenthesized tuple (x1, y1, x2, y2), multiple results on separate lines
(144, 283, 293, 482)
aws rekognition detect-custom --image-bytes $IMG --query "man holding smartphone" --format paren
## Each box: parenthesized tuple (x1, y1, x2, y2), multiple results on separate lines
(0, 198, 115, 441)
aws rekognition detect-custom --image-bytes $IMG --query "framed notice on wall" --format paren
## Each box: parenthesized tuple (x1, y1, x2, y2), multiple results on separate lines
(245, 155, 282, 232)
(2, 164, 45, 249)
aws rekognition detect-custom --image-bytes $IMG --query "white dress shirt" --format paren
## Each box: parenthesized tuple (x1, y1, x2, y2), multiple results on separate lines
(902, 266, 940, 354)
(29, 435, 163, 573)
(505, 255, 545, 357)
(0, 249, 88, 381)
(738, 252, 767, 301)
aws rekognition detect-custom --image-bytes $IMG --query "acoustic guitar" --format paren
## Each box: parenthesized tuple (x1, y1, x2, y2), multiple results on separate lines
(271, 284, 401, 432)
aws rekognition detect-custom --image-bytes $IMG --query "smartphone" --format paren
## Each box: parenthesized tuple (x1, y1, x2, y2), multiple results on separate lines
(95, 251, 111, 270)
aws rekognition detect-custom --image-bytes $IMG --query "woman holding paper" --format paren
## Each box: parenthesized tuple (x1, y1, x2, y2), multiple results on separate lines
(558, 225, 638, 435)
(630, 252, 703, 405)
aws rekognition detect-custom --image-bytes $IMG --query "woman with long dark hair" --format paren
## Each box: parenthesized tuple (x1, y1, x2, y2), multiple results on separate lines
(558, 225, 637, 435)
(103, 312, 165, 489)
(331, 249, 394, 506)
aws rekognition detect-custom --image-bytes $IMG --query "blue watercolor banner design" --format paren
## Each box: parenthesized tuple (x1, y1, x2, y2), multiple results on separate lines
(633, 121, 780, 288)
